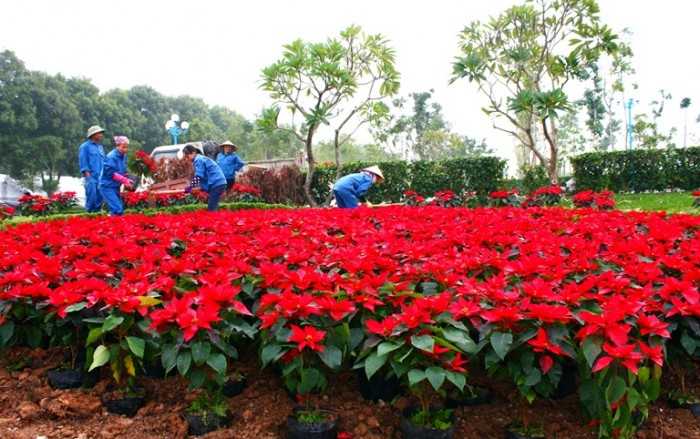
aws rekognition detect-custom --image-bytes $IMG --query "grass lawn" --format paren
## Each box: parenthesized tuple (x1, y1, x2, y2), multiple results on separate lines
(615, 192, 698, 214)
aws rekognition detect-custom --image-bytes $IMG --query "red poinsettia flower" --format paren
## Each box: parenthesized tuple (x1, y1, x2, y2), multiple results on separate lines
(289, 324, 326, 352)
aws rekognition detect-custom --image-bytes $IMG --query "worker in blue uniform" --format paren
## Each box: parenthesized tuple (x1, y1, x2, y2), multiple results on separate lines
(216, 141, 246, 190)
(332, 166, 384, 208)
(182, 144, 228, 211)
(78, 125, 106, 212)
(99, 136, 134, 216)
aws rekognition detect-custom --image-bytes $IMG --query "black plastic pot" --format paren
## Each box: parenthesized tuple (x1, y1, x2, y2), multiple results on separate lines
(399, 407, 455, 439)
(185, 413, 230, 436)
(143, 361, 167, 379)
(690, 404, 700, 418)
(551, 361, 577, 400)
(103, 395, 145, 417)
(446, 386, 493, 409)
(223, 376, 247, 398)
(356, 370, 401, 402)
(47, 368, 97, 389)
(287, 408, 338, 439)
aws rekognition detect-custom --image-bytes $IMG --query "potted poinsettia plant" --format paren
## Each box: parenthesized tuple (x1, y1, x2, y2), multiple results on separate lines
(495, 327, 576, 439)
(662, 313, 700, 414)
(488, 189, 521, 207)
(86, 310, 149, 417)
(523, 185, 563, 207)
(358, 293, 480, 439)
(148, 281, 258, 435)
(45, 297, 103, 389)
(260, 323, 342, 439)
(256, 289, 358, 439)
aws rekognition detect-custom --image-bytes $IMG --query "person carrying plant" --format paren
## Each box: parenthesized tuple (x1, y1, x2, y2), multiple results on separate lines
(332, 166, 384, 208)
(78, 125, 106, 212)
(182, 144, 228, 211)
(216, 141, 245, 190)
(99, 136, 134, 216)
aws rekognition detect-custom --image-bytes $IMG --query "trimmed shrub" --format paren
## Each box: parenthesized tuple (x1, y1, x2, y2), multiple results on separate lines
(311, 157, 506, 205)
(571, 147, 700, 192)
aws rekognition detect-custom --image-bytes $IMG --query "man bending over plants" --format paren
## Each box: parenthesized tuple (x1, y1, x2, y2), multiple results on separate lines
(332, 166, 384, 208)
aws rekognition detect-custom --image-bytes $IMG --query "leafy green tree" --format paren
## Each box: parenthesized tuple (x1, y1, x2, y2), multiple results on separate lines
(451, 0, 630, 183)
(633, 90, 677, 149)
(681, 97, 691, 148)
(26, 72, 84, 191)
(378, 90, 492, 161)
(0, 50, 38, 180)
(259, 25, 400, 205)
(314, 139, 400, 164)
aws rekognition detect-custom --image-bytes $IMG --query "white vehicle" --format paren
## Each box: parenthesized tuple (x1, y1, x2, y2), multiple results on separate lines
(0, 174, 32, 207)
(150, 142, 206, 162)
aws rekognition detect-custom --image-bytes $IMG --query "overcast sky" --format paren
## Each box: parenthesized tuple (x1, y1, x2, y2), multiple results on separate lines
(2, 0, 699, 169)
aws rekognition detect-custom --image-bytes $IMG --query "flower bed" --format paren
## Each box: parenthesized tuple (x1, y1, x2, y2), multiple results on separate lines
(17, 192, 78, 216)
(1, 206, 700, 437)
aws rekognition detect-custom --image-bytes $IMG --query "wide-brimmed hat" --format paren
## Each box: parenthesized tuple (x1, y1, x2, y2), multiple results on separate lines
(362, 165, 384, 180)
(86, 125, 105, 138)
(219, 140, 238, 150)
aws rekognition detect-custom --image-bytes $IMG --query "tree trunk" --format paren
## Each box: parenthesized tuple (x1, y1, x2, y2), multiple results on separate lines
(541, 118, 559, 184)
(303, 127, 318, 207)
(321, 130, 344, 206)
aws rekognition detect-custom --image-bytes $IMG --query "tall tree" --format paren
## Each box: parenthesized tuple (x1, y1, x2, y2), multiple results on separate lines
(633, 90, 677, 149)
(681, 97, 692, 148)
(258, 25, 400, 205)
(377, 90, 491, 160)
(451, 0, 630, 183)
(0, 50, 38, 180)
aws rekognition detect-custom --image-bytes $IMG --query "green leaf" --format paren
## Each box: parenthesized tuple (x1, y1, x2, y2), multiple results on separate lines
(638, 367, 650, 384)
(583, 336, 602, 368)
(101, 315, 124, 333)
(377, 341, 404, 357)
(177, 351, 192, 376)
(126, 337, 145, 358)
(206, 353, 227, 375)
(445, 371, 466, 392)
(0, 322, 14, 345)
(442, 328, 478, 354)
(681, 331, 696, 355)
(261, 344, 283, 367)
(425, 367, 446, 391)
(606, 376, 627, 405)
(89, 345, 110, 371)
(318, 345, 342, 370)
(86, 327, 102, 346)
(161, 344, 178, 374)
(579, 379, 606, 418)
(646, 377, 661, 400)
(524, 367, 542, 387)
(408, 369, 426, 387)
(490, 331, 513, 360)
(411, 335, 435, 352)
(627, 387, 641, 411)
(64, 302, 87, 313)
(365, 352, 388, 379)
(191, 341, 211, 366)
(188, 368, 206, 390)
(299, 367, 323, 394)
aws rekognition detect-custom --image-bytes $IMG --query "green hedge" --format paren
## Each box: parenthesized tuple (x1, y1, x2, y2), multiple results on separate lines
(571, 147, 700, 192)
(312, 157, 506, 204)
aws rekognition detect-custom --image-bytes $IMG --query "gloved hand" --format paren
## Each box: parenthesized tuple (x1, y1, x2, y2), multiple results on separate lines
(113, 173, 133, 188)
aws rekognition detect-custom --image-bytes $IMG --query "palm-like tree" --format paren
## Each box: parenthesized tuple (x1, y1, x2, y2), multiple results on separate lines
(681, 98, 692, 147)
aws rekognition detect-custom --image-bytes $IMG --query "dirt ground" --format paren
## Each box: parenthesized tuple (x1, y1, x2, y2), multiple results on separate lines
(0, 347, 699, 439)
